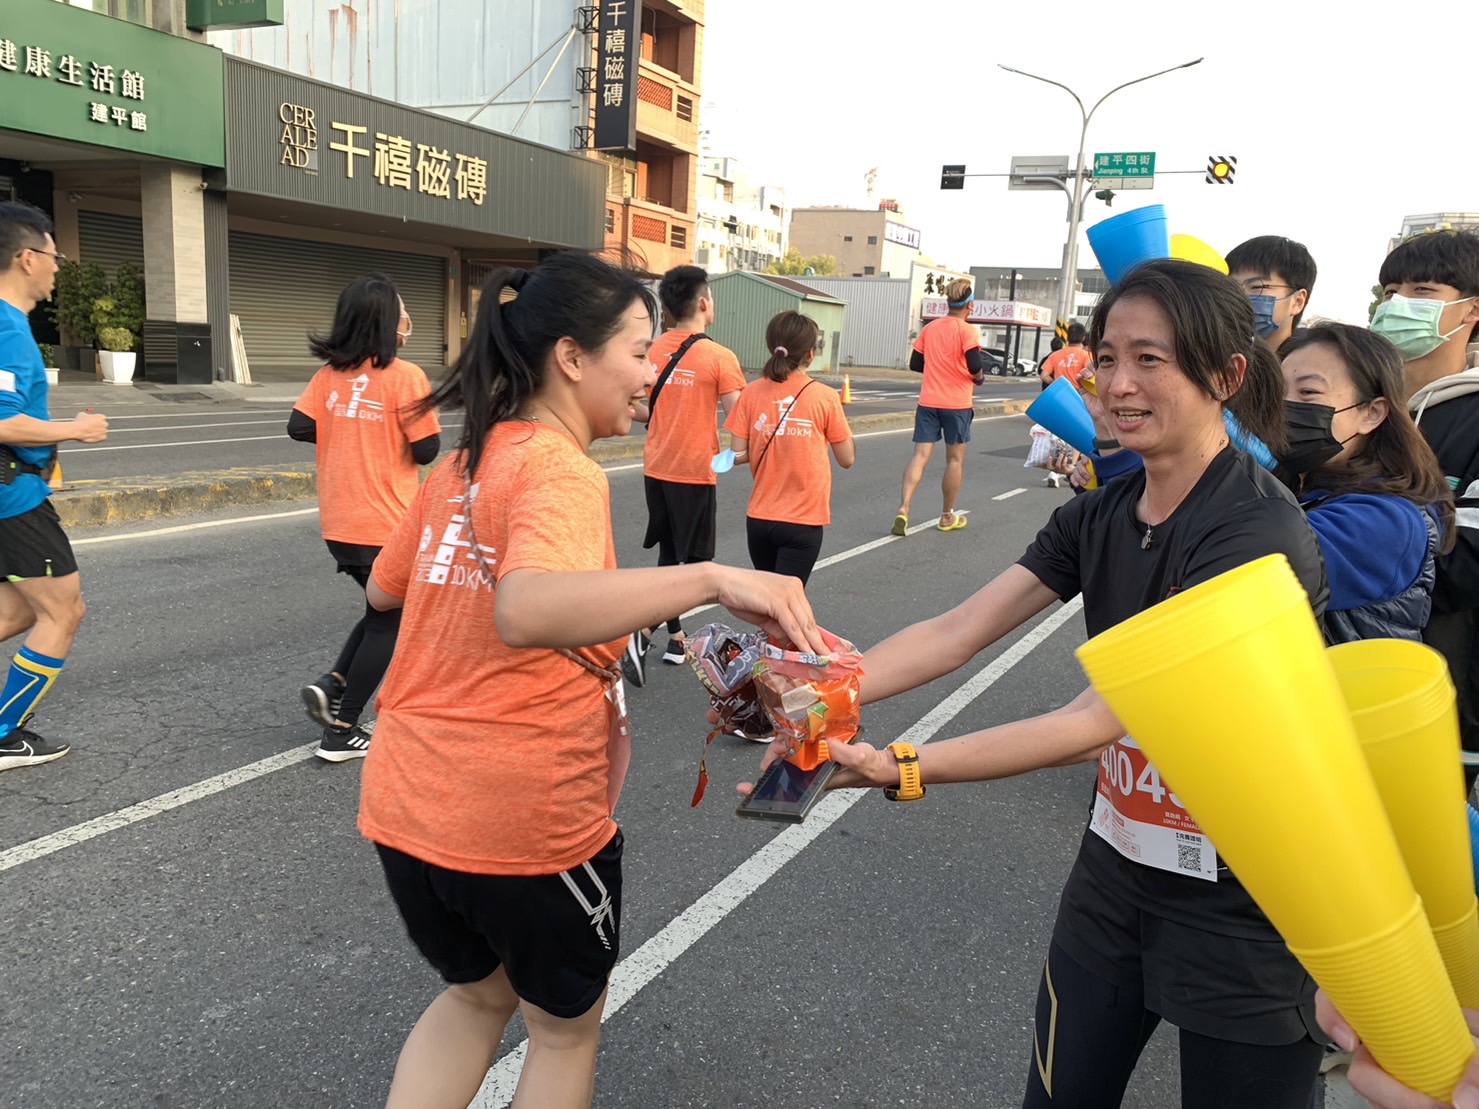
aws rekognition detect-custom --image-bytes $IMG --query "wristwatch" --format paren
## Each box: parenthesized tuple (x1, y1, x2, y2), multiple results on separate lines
(883, 742, 925, 802)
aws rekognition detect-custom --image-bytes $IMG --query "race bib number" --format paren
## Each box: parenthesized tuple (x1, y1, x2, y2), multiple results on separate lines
(1089, 737, 1217, 882)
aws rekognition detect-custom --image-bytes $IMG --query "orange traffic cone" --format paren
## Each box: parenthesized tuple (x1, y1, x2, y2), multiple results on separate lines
(841, 374, 853, 405)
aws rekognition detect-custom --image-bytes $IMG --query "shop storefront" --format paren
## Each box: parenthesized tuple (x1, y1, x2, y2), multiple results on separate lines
(0, 0, 224, 380)
(217, 56, 607, 379)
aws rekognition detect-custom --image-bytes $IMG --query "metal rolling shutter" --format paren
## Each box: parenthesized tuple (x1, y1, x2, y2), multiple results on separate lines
(77, 210, 144, 279)
(227, 230, 447, 372)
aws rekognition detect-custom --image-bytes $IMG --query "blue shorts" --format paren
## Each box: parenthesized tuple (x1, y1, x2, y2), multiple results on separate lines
(913, 406, 974, 445)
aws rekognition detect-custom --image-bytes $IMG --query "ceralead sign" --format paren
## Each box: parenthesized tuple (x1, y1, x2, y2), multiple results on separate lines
(224, 58, 606, 248)
(0, 0, 224, 167)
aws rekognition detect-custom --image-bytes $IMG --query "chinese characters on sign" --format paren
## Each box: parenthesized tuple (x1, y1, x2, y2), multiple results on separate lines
(1092, 152, 1156, 179)
(884, 222, 921, 250)
(922, 298, 1054, 326)
(279, 103, 489, 207)
(0, 38, 148, 132)
(593, 0, 641, 151)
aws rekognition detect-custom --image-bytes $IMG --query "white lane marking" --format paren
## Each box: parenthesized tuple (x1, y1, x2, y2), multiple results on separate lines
(84, 409, 294, 421)
(471, 597, 1086, 1107)
(66, 435, 285, 453)
(0, 743, 320, 874)
(1, 499, 993, 862)
(993, 488, 1028, 501)
(107, 419, 287, 434)
(72, 508, 321, 546)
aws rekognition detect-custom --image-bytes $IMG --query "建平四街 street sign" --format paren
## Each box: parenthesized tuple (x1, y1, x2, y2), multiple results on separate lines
(1092, 152, 1156, 179)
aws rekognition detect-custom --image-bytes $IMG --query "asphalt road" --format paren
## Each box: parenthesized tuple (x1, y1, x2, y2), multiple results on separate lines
(47, 374, 1042, 484)
(1, 414, 1195, 1109)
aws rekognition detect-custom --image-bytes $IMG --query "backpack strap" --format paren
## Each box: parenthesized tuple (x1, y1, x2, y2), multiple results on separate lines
(647, 333, 709, 428)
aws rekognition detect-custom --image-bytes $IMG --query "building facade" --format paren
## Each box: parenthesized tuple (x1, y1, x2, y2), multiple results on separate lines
(694, 156, 786, 274)
(1392, 213, 1479, 252)
(210, 0, 705, 278)
(2, 0, 605, 382)
(788, 205, 922, 278)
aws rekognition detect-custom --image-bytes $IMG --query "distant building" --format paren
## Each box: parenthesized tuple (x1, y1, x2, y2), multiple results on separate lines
(695, 157, 787, 274)
(789, 204, 922, 277)
(1391, 213, 1479, 252)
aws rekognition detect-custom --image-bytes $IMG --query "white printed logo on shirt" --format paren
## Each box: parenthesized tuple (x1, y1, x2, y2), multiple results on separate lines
(0, 369, 16, 393)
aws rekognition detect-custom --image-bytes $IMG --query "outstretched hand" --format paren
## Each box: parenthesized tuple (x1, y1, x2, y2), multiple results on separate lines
(1316, 990, 1479, 1108)
(715, 566, 827, 657)
(734, 732, 900, 798)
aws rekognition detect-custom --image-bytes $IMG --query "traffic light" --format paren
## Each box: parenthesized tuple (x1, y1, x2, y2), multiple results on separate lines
(1094, 188, 1115, 207)
(940, 164, 965, 190)
(1206, 156, 1236, 184)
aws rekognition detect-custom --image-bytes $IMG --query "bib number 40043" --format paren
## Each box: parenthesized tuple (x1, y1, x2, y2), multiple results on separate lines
(1099, 746, 1184, 810)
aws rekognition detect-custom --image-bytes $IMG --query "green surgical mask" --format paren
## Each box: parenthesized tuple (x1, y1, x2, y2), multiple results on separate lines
(1371, 293, 1477, 361)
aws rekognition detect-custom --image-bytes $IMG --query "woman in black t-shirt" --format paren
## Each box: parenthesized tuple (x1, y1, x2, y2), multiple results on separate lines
(775, 260, 1331, 1108)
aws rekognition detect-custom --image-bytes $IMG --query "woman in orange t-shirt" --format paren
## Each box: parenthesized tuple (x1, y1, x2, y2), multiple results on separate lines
(358, 254, 825, 1109)
(725, 311, 855, 587)
(288, 273, 441, 764)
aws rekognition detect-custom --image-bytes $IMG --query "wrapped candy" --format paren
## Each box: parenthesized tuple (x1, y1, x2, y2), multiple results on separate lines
(684, 624, 774, 740)
(754, 630, 864, 772)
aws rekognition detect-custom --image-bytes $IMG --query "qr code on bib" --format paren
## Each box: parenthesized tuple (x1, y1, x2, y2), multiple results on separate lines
(1175, 832, 1202, 873)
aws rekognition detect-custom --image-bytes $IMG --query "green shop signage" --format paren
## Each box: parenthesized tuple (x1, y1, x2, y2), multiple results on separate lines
(0, 0, 224, 168)
(187, 0, 284, 33)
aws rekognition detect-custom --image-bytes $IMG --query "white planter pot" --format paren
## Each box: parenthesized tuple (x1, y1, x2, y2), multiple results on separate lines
(44, 368, 59, 385)
(99, 350, 137, 384)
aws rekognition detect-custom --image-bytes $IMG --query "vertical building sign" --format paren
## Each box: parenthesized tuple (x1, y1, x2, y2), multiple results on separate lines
(593, 0, 640, 151)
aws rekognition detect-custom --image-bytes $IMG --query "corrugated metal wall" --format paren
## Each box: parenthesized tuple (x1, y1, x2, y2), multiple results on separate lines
(208, 0, 577, 152)
(798, 277, 911, 369)
(77, 210, 145, 279)
(228, 230, 446, 372)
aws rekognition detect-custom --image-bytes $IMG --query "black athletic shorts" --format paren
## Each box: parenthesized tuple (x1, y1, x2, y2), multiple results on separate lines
(0, 500, 78, 582)
(642, 476, 717, 563)
(376, 829, 623, 1019)
(326, 540, 380, 588)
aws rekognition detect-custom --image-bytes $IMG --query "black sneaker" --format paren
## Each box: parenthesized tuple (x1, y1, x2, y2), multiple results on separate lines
(662, 635, 686, 665)
(316, 719, 374, 763)
(621, 629, 651, 688)
(0, 727, 71, 772)
(301, 673, 345, 728)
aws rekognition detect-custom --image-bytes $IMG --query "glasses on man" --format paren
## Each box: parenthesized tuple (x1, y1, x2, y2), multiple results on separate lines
(19, 248, 66, 264)
(1238, 278, 1292, 297)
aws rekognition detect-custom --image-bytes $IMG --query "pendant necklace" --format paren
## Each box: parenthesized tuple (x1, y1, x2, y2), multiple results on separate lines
(1141, 522, 1154, 550)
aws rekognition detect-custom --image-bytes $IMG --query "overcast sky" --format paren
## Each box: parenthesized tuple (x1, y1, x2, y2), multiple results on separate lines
(701, 0, 1467, 324)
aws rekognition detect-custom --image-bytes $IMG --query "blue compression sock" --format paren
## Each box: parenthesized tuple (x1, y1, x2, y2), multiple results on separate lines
(0, 646, 65, 740)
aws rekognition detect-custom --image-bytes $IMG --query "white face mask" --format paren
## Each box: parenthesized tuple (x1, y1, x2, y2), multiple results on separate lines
(396, 314, 412, 346)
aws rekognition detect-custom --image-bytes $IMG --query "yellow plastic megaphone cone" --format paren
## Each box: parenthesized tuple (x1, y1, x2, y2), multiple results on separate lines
(1169, 234, 1229, 275)
(1330, 639, 1479, 1009)
(1076, 555, 1474, 1099)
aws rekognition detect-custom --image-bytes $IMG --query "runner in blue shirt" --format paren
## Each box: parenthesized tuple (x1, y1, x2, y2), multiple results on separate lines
(0, 202, 110, 772)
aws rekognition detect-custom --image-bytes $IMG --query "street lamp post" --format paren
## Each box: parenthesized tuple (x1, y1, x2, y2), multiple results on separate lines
(1008, 269, 1023, 366)
(997, 58, 1203, 327)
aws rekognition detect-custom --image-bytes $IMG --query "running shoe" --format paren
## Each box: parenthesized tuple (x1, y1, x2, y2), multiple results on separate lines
(0, 728, 70, 772)
(622, 629, 651, 688)
(316, 719, 374, 763)
(662, 634, 687, 665)
(891, 514, 909, 537)
(301, 673, 345, 728)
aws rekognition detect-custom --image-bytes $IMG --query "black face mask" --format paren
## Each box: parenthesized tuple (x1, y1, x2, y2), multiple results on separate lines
(1274, 400, 1359, 486)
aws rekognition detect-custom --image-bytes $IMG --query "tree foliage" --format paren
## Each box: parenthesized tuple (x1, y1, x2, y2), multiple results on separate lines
(766, 248, 837, 277)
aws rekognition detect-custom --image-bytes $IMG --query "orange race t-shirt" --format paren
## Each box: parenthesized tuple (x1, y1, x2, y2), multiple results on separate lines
(1041, 346, 1094, 390)
(724, 375, 851, 526)
(293, 358, 442, 546)
(913, 316, 981, 411)
(360, 422, 623, 877)
(643, 330, 746, 486)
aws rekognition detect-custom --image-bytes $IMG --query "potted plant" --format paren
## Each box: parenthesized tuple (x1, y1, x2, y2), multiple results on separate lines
(93, 298, 136, 384)
(39, 343, 58, 386)
(48, 261, 107, 373)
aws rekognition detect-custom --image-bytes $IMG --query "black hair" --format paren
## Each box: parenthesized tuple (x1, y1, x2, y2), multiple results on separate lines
(0, 201, 54, 274)
(1378, 232, 1479, 351)
(1225, 235, 1318, 328)
(659, 264, 710, 322)
(762, 311, 820, 382)
(1279, 323, 1455, 550)
(308, 272, 402, 371)
(1065, 321, 1087, 345)
(421, 252, 657, 477)
(1089, 258, 1288, 456)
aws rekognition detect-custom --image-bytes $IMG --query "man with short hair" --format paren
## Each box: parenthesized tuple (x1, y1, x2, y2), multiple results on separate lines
(1225, 235, 1317, 351)
(1038, 321, 1092, 391)
(1372, 230, 1479, 785)
(624, 265, 745, 683)
(0, 201, 109, 771)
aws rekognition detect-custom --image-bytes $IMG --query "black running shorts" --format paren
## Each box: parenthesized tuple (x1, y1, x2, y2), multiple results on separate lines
(0, 500, 78, 582)
(642, 476, 717, 563)
(376, 829, 623, 1019)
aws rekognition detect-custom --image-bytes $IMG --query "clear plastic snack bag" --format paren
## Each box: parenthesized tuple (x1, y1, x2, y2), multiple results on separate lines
(685, 623, 774, 806)
(753, 629, 865, 772)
